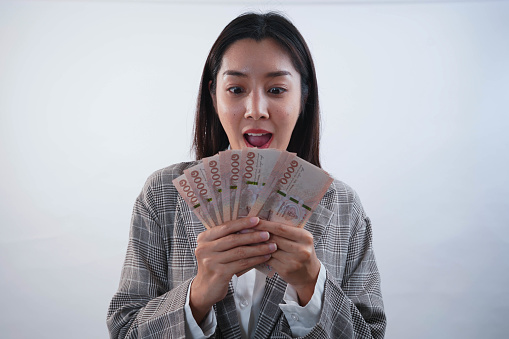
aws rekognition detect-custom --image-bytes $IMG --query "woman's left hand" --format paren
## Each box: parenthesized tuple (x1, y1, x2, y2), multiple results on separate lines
(254, 219, 321, 306)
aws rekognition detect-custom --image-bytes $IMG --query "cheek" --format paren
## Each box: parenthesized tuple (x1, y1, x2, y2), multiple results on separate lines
(284, 113, 300, 140)
(284, 104, 300, 126)
(218, 109, 240, 127)
(217, 102, 244, 134)
(217, 96, 244, 118)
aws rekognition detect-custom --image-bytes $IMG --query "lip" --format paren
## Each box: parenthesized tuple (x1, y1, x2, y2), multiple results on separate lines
(243, 129, 273, 149)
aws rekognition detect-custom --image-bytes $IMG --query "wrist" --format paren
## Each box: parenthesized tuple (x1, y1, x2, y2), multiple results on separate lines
(293, 283, 315, 306)
(293, 262, 320, 306)
(189, 279, 214, 324)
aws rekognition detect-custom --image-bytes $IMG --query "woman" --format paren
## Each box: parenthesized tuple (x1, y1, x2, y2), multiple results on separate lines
(107, 12, 386, 338)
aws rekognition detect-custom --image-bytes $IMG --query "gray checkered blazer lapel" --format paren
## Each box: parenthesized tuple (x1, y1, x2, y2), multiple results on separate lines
(305, 204, 334, 246)
(253, 204, 333, 338)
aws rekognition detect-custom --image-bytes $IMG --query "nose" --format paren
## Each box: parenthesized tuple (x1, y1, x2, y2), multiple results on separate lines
(244, 90, 269, 120)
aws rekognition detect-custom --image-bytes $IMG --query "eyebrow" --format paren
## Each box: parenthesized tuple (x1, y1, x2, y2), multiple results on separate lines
(222, 70, 292, 78)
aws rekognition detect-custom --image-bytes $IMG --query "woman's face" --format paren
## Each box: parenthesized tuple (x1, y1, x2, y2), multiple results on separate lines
(211, 38, 302, 151)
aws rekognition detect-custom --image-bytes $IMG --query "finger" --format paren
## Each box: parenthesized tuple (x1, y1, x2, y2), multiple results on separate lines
(212, 230, 271, 252)
(235, 268, 252, 276)
(268, 247, 306, 266)
(255, 220, 313, 243)
(266, 246, 319, 272)
(206, 252, 273, 278)
(267, 234, 300, 253)
(194, 242, 275, 283)
(254, 220, 298, 240)
(263, 255, 291, 277)
(199, 217, 259, 242)
(217, 242, 277, 265)
(231, 253, 273, 275)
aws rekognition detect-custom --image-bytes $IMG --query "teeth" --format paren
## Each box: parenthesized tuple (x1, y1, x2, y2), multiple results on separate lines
(246, 133, 267, 136)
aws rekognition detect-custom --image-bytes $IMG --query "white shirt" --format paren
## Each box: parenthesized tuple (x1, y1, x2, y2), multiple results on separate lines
(184, 263, 327, 338)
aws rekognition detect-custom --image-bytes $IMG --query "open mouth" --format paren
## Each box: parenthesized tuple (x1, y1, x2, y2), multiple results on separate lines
(244, 132, 273, 148)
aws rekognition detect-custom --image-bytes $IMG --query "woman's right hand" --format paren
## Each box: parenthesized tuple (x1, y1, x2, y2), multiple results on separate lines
(189, 216, 276, 324)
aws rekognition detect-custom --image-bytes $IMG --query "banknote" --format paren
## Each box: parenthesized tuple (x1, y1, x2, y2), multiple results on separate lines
(237, 148, 283, 219)
(219, 150, 242, 222)
(247, 151, 296, 218)
(203, 155, 224, 223)
(172, 173, 214, 229)
(254, 156, 333, 228)
(184, 163, 222, 226)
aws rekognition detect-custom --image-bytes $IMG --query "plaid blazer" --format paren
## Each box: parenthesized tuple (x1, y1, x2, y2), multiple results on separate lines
(107, 162, 386, 338)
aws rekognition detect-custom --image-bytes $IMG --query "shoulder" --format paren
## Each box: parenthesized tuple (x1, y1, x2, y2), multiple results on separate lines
(320, 176, 368, 221)
(135, 161, 200, 205)
(322, 177, 361, 206)
(143, 161, 200, 189)
(133, 161, 200, 218)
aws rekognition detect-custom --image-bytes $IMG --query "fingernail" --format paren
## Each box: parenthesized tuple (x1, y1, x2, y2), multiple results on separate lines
(268, 243, 277, 251)
(249, 217, 259, 225)
(260, 231, 269, 240)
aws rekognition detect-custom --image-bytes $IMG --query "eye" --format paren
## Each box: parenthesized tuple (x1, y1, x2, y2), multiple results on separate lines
(268, 87, 286, 95)
(228, 86, 244, 94)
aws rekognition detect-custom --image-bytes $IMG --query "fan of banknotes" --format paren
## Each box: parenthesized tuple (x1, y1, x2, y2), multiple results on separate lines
(173, 148, 333, 230)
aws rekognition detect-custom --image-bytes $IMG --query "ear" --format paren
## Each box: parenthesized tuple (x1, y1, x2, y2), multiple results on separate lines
(209, 80, 217, 112)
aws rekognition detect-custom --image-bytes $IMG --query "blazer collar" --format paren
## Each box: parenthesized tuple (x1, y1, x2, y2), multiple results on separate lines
(304, 203, 333, 246)
(253, 274, 287, 338)
(252, 204, 333, 337)
(178, 194, 206, 255)
(214, 283, 242, 338)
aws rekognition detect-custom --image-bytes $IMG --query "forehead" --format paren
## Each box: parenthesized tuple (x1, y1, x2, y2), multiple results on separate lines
(219, 38, 298, 75)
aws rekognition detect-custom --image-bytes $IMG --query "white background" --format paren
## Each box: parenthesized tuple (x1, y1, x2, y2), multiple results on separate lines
(1, 0, 508, 338)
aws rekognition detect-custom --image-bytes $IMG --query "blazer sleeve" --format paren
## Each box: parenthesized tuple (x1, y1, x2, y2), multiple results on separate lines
(107, 169, 191, 339)
(283, 183, 386, 339)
